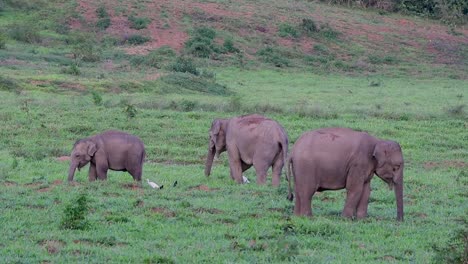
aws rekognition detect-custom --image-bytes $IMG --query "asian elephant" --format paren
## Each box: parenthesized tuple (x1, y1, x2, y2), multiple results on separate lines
(68, 130, 145, 182)
(205, 114, 288, 186)
(287, 127, 404, 221)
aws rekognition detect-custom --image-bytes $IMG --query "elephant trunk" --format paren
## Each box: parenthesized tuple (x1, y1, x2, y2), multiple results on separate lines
(205, 146, 215, 177)
(394, 172, 404, 221)
(68, 161, 78, 182)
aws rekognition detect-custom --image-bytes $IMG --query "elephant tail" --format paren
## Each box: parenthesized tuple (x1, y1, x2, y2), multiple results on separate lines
(286, 156, 294, 201)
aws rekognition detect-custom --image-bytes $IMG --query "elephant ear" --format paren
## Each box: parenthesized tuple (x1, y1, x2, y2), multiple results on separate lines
(373, 141, 388, 168)
(87, 141, 97, 156)
(211, 119, 222, 136)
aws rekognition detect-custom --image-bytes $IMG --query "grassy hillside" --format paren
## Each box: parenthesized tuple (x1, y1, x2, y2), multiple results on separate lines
(0, 0, 467, 263)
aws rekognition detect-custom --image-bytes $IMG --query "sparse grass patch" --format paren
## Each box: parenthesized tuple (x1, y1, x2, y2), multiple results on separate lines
(131, 46, 176, 68)
(0, 32, 7, 49)
(160, 72, 231, 96)
(256, 47, 291, 67)
(96, 5, 111, 30)
(278, 23, 300, 38)
(0, 75, 20, 92)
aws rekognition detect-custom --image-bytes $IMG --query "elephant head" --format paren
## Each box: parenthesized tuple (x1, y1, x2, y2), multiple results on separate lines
(373, 140, 404, 221)
(68, 139, 97, 182)
(205, 118, 228, 177)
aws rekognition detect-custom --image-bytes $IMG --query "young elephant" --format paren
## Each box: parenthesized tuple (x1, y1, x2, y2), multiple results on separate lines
(205, 114, 288, 186)
(68, 130, 145, 182)
(287, 127, 404, 221)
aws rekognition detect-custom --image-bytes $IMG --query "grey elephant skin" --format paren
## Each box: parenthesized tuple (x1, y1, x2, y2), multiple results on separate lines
(68, 130, 146, 182)
(287, 127, 404, 221)
(205, 114, 288, 186)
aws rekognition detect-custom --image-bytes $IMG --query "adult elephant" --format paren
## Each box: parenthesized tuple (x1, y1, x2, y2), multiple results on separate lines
(287, 127, 404, 221)
(68, 130, 145, 182)
(205, 114, 288, 186)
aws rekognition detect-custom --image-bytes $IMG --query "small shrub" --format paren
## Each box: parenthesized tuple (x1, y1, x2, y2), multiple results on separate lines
(184, 27, 221, 58)
(446, 104, 466, 117)
(0, 32, 7, 49)
(61, 63, 80, 75)
(8, 23, 41, 43)
(320, 23, 340, 40)
(123, 103, 137, 119)
(128, 15, 151, 30)
(301, 18, 319, 35)
(97, 18, 111, 30)
(223, 38, 239, 53)
(126, 34, 150, 45)
(60, 192, 90, 230)
(278, 23, 300, 38)
(0, 75, 20, 92)
(68, 33, 101, 62)
(256, 47, 290, 67)
(143, 255, 175, 264)
(96, 5, 111, 30)
(91, 90, 102, 106)
(169, 57, 199, 75)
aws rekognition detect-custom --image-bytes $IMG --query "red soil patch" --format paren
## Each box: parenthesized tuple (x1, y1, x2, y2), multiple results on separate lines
(40, 240, 66, 255)
(3, 181, 17, 187)
(38, 187, 52, 193)
(423, 161, 467, 169)
(70, 0, 468, 71)
(56, 156, 70, 162)
(122, 183, 142, 190)
(52, 180, 63, 185)
(151, 207, 176, 217)
(189, 184, 219, 192)
(193, 207, 223, 214)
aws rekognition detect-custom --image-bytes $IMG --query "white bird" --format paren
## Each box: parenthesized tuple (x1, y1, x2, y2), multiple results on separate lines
(147, 179, 163, 189)
(242, 175, 250, 184)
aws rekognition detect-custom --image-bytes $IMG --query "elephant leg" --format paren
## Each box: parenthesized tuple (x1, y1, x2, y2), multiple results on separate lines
(342, 166, 367, 218)
(96, 164, 109, 180)
(295, 189, 314, 216)
(88, 164, 97, 181)
(227, 147, 243, 184)
(356, 182, 371, 219)
(253, 161, 269, 185)
(128, 166, 142, 181)
(271, 153, 284, 187)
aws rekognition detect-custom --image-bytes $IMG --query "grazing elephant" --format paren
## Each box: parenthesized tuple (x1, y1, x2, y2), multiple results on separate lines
(205, 114, 288, 186)
(68, 130, 145, 182)
(287, 127, 404, 221)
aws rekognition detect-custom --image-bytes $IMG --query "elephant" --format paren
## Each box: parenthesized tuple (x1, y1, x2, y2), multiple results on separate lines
(205, 114, 288, 186)
(68, 130, 145, 182)
(287, 127, 404, 221)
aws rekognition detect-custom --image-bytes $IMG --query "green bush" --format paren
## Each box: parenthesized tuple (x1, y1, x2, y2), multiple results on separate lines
(97, 18, 111, 30)
(169, 57, 199, 75)
(184, 27, 221, 58)
(0, 32, 6, 49)
(61, 63, 81, 75)
(126, 34, 150, 45)
(256, 47, 291, 67)
(68, 32, 101, 62)
(301, 18, 319, 35)
(0, 75, 20, 92)
(129, 15, 151, 30)
(278, 23, 300, 38)
(60, 192, 90, 230)
(8, 23, 41, 43)
(432, 220, 468, 263)
(223, 38, 240, 53)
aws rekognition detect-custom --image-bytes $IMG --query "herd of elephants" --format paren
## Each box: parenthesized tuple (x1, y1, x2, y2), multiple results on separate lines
(67, 114, 404, 221)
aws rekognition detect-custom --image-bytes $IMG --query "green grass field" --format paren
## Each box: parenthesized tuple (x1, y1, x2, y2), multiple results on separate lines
(0, 70, 467, 262)
(0, 0, 467, 263)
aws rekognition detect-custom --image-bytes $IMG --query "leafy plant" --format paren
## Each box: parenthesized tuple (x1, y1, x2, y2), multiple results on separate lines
(278, 23, 300, 38)
(0, 32, 7, 49)
(0, 75, 20, 92)
(256, 47, 290, 67)
(91, 90, 102, 106)
(61, 63, 81, 75)
(68, 32, 101, 62)
(126, 34, 150, 45)
(96, 5, 111, 30)
(131, 46, 176, 68)
(184, 27, 221, 58)
(60, 192, 90, 230)
(123, 103, 137, 119)
(169, 56, 199, 75)
(129, 15, 151, 30)
(223, 38, 240, 53)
